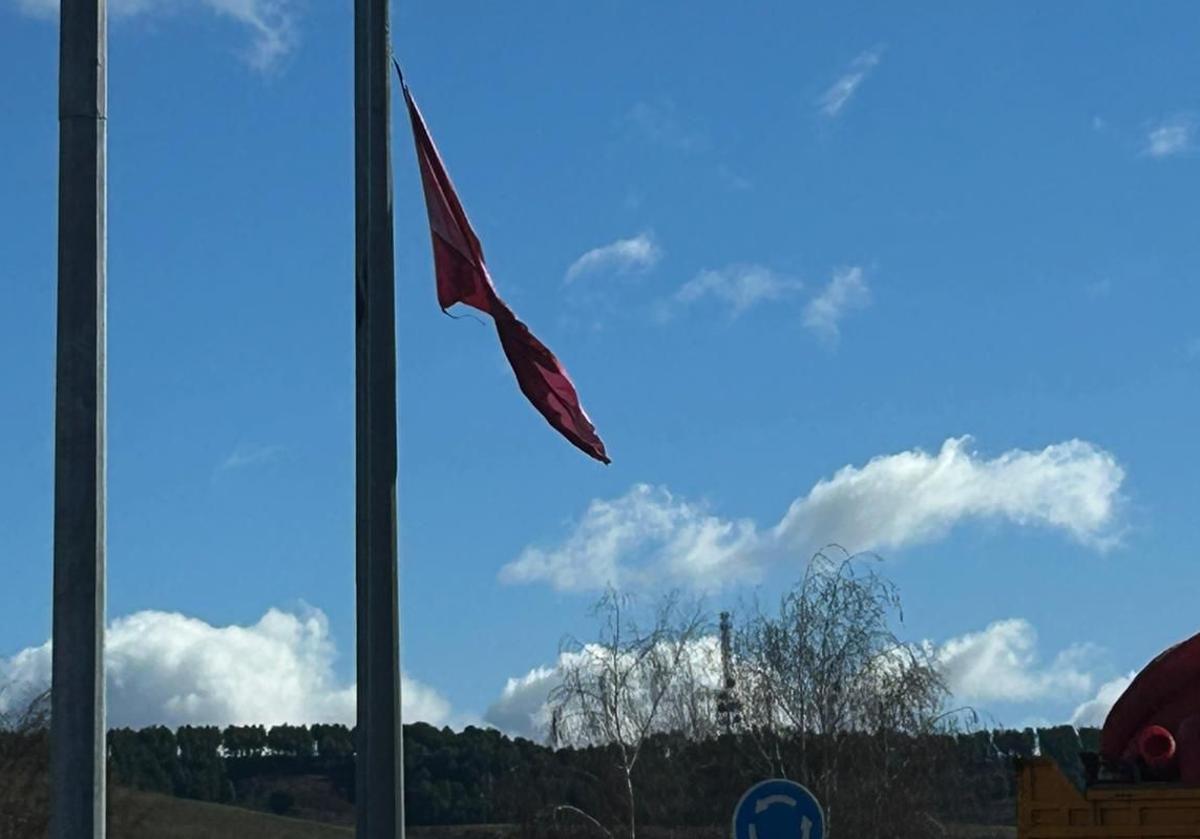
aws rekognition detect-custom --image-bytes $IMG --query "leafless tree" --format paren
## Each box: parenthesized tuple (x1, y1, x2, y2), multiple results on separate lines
(548, 588, 710, 839)
(0, 686, 156, 839)
(0, 687, 50, 839)
(731, 546, 953, 838)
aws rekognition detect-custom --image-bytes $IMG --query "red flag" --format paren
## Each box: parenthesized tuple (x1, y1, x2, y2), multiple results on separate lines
(402, 82, 610, 464)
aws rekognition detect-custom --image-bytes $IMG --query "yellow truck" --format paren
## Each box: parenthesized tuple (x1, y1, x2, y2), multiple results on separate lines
(1017, 757, 1200, 838)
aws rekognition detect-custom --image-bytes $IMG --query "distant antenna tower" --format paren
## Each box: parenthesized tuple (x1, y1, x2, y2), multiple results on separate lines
(716, 611, 742, 734)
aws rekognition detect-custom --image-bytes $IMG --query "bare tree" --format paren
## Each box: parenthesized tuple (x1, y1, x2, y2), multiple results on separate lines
(548, 588, 710, 839)
(0, 686, 154, 839)
(731, 546, 952, 838)
(0, 687, 51, 839)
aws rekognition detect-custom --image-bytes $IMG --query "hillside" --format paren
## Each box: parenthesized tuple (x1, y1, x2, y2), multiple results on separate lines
(110, 787, 351, 839)
(109, 789, 514, 839)
(108, 790, 1014, 839)
(0, 784, 1017, 839)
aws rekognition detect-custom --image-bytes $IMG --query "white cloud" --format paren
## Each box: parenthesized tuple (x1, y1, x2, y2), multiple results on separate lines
(565, 234, 661, 284)
(0, 607, 453, 729)
(15, 0, 297, 70)
(484, 637, 722, 742)
(1070, 673, 1135, 727)
(484, 664, 560, 740)
(489, 614, 1141, 737)
(675, 264, 803, 316)
(802, 266, 870, 342)
(819, 49, 882, 118)
(1143, 115, 1195, 159)
(488, 617, 1111, 740)
(773, 436, 1124, 554)
(501, 436, 1125, 592)
(499, 484, 761, 593)
(935, 619, 1098, 704)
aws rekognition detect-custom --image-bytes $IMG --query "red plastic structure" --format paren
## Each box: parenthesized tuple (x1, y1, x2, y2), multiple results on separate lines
(1101, 630, 1200, 770)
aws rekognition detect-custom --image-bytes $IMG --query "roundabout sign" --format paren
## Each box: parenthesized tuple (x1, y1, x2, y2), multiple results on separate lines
(731, 779, 825, 839)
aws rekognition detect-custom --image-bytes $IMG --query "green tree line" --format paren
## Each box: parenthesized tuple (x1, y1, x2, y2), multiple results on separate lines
(100, 720, 1100, 827)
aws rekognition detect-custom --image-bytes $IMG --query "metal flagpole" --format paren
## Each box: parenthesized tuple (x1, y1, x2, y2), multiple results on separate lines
(50, 0, 107, 834)
(354, 0, 403, 833)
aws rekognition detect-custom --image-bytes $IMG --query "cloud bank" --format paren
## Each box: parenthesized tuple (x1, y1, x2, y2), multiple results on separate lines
(499, 484, 760, 592)
(484, 638, 722, 742)
(1070, 673, 1135, 727)
(772, 436, 1123, 556)
(935, 619, 1098, 704)
(485, 618, 1110, 740)
(0, 607, 453, 729)
(501, 436, 1124, 592)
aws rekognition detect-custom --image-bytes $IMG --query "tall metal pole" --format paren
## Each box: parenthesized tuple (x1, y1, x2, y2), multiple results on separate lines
(51, 0, 107, 834)
(354, 0, 403, 833)
(717, 612, 740, 736)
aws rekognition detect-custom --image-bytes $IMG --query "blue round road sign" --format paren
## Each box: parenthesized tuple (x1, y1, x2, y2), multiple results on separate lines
(731, 779, 824, 839)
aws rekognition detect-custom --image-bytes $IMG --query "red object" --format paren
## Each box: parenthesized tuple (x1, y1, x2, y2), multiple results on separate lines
(1101, 630, 1200, 762)
(1137, 725, 1176, 769)
(1179, 716, 1200, 783)
(401, 81, 610, 465)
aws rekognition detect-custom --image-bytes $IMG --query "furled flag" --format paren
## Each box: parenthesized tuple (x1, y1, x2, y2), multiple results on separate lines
(400, 75, 610, 464)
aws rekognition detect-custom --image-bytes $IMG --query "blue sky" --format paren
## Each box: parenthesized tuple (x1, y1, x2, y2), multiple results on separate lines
(3, 1, 1200, 735)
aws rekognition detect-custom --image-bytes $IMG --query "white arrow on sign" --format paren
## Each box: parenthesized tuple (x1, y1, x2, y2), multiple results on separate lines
(747, 794, 814, 839)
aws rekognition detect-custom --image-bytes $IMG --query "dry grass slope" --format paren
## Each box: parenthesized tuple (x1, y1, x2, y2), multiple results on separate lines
(0, 786, 1020, 839)
(111, 790, 517, 839)
(109, 791, 1017, 839)
(110, 789, 353, 839)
